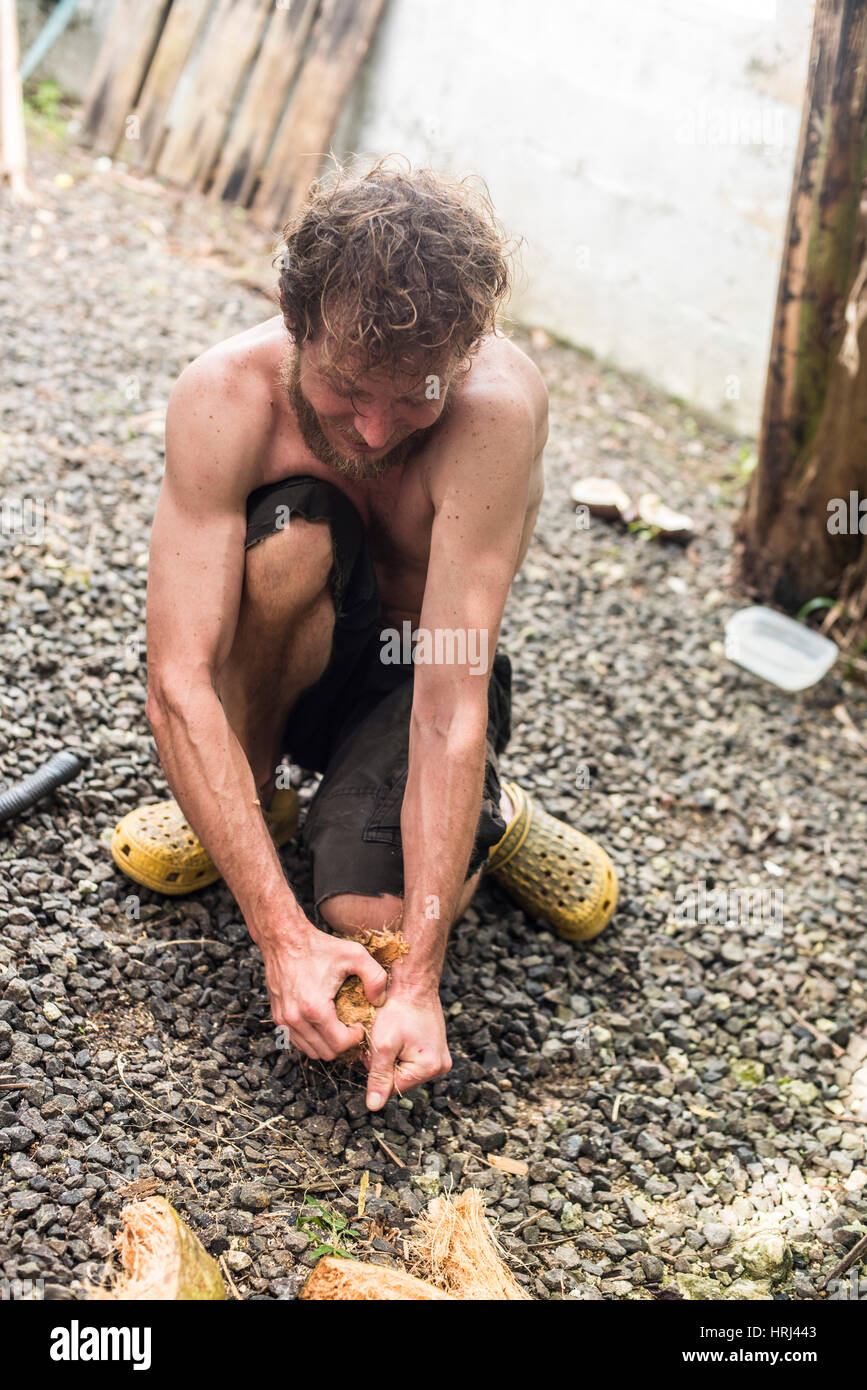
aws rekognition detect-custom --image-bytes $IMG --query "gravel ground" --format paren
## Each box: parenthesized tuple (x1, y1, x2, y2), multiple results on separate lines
(2, 130, 866, 1303)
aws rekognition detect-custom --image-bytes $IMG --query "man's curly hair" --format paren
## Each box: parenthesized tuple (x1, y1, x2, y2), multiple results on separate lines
(277, 157, 514, 377)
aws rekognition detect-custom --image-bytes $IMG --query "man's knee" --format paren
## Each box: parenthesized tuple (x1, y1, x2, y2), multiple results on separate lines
(320, 893, 404, 935)
(244, 515, 334, 610)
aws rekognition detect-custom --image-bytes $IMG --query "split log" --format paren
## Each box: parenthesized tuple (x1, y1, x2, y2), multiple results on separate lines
(210, 0, 319, 206)
(156, 0, 273, 190)
(125, 0, 213, 170)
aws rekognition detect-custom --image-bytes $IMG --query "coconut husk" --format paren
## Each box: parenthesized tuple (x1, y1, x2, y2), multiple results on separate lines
(86, 1196, 225, 1300)
(334, 927, 409, 1053)
(300, 1256, 454, 1301)
(410, 1189, 531, 1300)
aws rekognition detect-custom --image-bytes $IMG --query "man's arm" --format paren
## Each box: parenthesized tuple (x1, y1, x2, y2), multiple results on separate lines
(364, 389, 538, 1107)
(146, 360, 385, 1059)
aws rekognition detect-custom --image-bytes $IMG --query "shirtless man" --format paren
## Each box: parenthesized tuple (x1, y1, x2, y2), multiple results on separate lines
(113, 162, 616, 1113)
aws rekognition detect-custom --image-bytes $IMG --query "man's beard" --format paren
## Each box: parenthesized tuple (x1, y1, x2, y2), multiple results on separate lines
(280, 350, 425, 480)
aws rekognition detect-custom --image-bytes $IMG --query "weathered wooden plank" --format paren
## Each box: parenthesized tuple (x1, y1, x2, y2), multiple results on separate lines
(126, 0, 214, 170)
(252, 0, 387, 230)
(210, 0, 319, 207)
(0, 0, 30, 199)
(156, 0, 273, 190)
(81, 0, 169, 154)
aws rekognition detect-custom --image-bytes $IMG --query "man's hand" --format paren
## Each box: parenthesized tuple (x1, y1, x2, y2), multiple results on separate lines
(262, 922, 387, 1061)
(363, 990, 451, 1110)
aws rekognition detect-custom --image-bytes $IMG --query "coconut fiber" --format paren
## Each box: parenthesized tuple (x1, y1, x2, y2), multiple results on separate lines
(334, 926, 409, 1051)
(410, 1188, 531, 1300)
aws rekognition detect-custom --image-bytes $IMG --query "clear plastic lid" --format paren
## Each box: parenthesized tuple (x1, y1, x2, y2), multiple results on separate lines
(724, 606, 838, 692)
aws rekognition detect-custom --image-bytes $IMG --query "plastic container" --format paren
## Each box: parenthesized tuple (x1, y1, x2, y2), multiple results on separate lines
(724, 606, 838, 691)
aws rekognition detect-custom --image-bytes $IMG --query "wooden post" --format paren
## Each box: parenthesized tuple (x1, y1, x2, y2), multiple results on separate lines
(737, 0, 867, 638)
(0, 0, 31, 201)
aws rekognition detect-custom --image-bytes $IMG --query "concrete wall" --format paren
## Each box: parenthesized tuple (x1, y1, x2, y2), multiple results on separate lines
(336, 0, 814, 431)
(21, 0, 814, 431)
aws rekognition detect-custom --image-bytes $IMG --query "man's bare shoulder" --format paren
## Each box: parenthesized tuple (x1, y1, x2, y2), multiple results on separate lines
(448, 334, 547, 444)
(166, 317, 288, 499)
(172, 315, 286, 413)
(423, 335, 547, 468)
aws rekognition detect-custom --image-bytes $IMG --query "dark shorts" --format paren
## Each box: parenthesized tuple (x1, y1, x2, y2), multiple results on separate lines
(244, 475, 512, 910)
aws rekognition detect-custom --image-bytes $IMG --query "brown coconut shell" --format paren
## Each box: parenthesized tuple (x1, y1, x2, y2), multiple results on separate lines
(87, 1196, 225, 1300)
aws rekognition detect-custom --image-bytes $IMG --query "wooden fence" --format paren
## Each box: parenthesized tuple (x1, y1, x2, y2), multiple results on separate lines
(79, 0, 386, 228)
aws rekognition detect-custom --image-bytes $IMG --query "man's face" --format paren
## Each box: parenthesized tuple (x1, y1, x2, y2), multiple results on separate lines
(282, 332, 456, 480)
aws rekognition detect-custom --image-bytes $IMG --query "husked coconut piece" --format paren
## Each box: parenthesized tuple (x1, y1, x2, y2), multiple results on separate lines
(636, 492, 695, 542)
(302, 1189, 529, 1301)
(301, 1257, 455, 1300)
(410, 1189, 532, 1300)
(569, 475, 631, 519)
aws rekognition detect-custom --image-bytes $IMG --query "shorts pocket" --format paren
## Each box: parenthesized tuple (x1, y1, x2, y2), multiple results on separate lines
(362, 768, 407, 846)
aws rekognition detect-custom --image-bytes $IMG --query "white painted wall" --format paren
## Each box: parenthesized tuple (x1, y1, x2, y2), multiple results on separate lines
(337, 0, 814, 431)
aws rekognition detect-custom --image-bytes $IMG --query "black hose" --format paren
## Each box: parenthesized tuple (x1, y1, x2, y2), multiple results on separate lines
(0, 750, 87, 824)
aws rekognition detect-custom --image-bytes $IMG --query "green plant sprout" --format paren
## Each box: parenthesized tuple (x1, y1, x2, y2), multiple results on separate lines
(295, 1194, 365, 1261)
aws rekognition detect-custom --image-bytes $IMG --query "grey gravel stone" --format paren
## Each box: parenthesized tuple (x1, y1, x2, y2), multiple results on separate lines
(0, 1126, 35, 1153)
(702, 1224, 732, 1249)
(472, 1119, 507, 1152)
(233, 1182, 272, 1212)
(639, 1255, 665, 1283)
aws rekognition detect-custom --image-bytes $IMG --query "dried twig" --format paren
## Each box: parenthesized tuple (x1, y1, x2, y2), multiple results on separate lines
(219, 1254, 242, 1300)
(373, 1133, 405, 1167)
(510, 1211, 544, 1235)
(833, 704, 867, 752)
(821, 1231, 867, 1291)
(787, 1007, 845, 1059)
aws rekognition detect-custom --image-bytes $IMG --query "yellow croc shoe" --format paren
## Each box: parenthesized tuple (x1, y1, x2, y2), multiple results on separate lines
(487, 780, 618, 942)
(109, 786, 300, 896)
